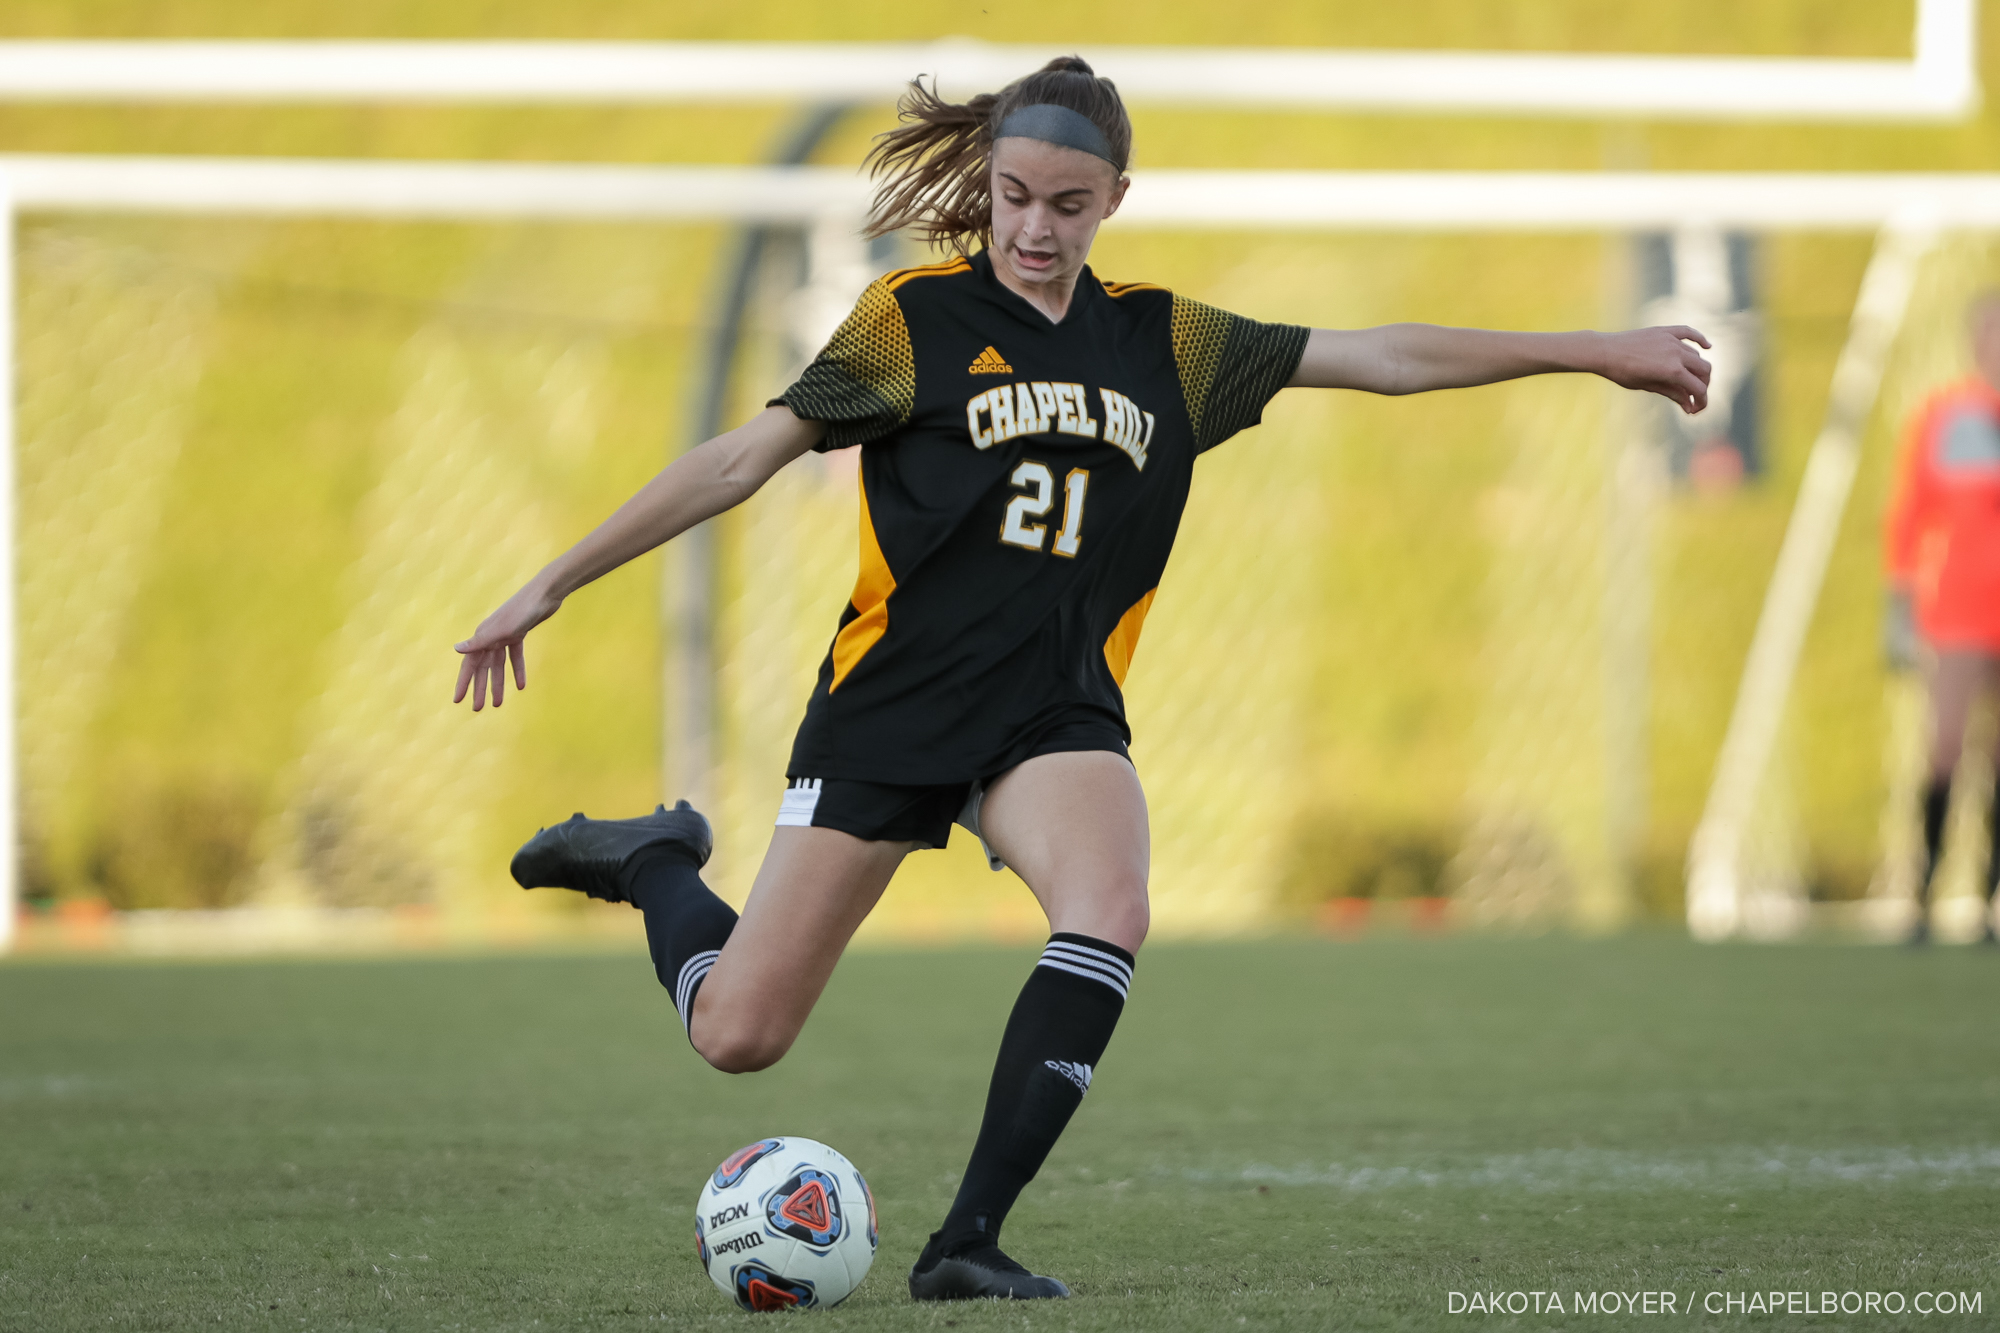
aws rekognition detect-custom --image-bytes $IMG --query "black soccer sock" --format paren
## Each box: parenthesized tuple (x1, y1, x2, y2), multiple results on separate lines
(931, 933, 1134, 1258)
(1918, 777, 1952, 910)
(619, 844, 738, 1035)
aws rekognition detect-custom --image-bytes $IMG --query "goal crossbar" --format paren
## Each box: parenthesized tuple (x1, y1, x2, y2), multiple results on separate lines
(0, 5, 1975, 121)
(5, 157, 2000, 230)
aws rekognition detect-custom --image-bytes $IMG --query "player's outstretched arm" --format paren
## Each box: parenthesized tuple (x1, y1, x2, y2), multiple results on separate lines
(1288, 324, 1714, 415)
(452, 405, 825, 711)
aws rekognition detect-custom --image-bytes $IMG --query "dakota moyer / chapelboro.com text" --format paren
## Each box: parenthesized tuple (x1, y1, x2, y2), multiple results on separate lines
(1447, 1289, 1984, 1316)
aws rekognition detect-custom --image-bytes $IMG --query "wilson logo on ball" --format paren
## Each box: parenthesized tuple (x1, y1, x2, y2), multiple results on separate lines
(765, 1168, 843, 1247)
(731, 1260, 816, 1312)
(712, 1138, 783, 1189)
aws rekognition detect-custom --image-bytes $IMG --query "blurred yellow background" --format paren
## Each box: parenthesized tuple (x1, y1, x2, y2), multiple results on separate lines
(9, 2, 2000, 948)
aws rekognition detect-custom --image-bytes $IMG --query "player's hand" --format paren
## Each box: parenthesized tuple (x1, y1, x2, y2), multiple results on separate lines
(453, 579, 562, 711)
(1598, 326, 1713, 415)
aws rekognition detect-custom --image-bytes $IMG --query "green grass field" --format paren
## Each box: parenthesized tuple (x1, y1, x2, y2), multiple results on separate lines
(2, 936, 1996, 1330)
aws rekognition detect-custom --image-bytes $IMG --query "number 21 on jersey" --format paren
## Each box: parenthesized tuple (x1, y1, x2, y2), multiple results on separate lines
(1001, 460, 1089, 558)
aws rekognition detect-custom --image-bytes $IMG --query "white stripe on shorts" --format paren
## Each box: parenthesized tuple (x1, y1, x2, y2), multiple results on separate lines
(1038, 940, 1134, 1000)
(775, 778, 822, 828)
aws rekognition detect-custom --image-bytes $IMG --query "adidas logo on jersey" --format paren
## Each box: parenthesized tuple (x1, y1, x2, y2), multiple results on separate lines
(968, 345, 1014, 374)
(1044, 1059, 1093, 1093)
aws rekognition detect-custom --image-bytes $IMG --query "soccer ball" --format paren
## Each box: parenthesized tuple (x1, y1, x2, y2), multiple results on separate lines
(695, 1136, 878, 1311)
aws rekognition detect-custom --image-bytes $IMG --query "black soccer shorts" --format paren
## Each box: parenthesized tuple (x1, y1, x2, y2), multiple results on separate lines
(776, 717, 1130, 864)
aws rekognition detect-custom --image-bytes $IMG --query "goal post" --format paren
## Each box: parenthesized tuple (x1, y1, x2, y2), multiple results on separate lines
(1685, 220, 1940, 941)
(0, 176, 12, 953)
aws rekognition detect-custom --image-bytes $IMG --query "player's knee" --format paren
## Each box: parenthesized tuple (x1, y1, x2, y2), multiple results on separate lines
(1061, 870, 1148, 954)
(1114, 882, 1151, 952)
(698, 1041, 783, 1075)
(691, 1016, 794, 1074)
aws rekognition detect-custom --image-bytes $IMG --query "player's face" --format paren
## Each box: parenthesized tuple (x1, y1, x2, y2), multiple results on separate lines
(989, 138, 1128, 295)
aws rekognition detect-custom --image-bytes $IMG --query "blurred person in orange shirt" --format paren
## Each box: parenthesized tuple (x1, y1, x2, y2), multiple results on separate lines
(1884, 291, 2000, 945)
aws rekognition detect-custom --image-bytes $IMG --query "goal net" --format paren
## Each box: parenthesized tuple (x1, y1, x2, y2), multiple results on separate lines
(12, 207, 1991, 948)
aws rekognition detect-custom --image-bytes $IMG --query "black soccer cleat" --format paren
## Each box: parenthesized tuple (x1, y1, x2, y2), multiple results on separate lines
(908, 1236, 1069, 1301)
(508, 801, 713, 905)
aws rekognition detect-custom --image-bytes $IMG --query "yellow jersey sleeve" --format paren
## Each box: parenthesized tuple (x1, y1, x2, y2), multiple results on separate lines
(1169, 295, 1311, 454)
(772, 279, 918, 451)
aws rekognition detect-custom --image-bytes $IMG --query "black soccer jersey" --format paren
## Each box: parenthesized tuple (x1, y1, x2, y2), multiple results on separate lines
(772, 248, 1308, 785)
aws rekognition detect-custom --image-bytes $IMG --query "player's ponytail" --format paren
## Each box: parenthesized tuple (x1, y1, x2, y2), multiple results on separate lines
(864, 56, 1132, 256)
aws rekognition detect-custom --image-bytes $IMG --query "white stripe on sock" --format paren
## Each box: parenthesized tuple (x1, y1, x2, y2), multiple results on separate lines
(1041, 946, 1133, 988)
(1041, 941, 1134, 987)
(1039, 952, 1130, 987)
(675, 950, 716, 1014)
(1036, 941, 1133, 1000)
(676, 963, 714, 1030)
(1036, 957, 1130, 998)
(1042, 940, 1133, 969)
(674, 949, 721, 1029)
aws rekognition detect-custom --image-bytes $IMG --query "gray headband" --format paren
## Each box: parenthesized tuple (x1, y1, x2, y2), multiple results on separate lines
(992, 103, 1121, 168)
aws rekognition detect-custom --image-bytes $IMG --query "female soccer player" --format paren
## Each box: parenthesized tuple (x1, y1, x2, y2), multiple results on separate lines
(452, 57, 1712, 1302)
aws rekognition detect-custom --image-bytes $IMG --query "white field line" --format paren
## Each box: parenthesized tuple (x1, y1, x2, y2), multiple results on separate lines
(1177, 1145, 2000, 1192)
